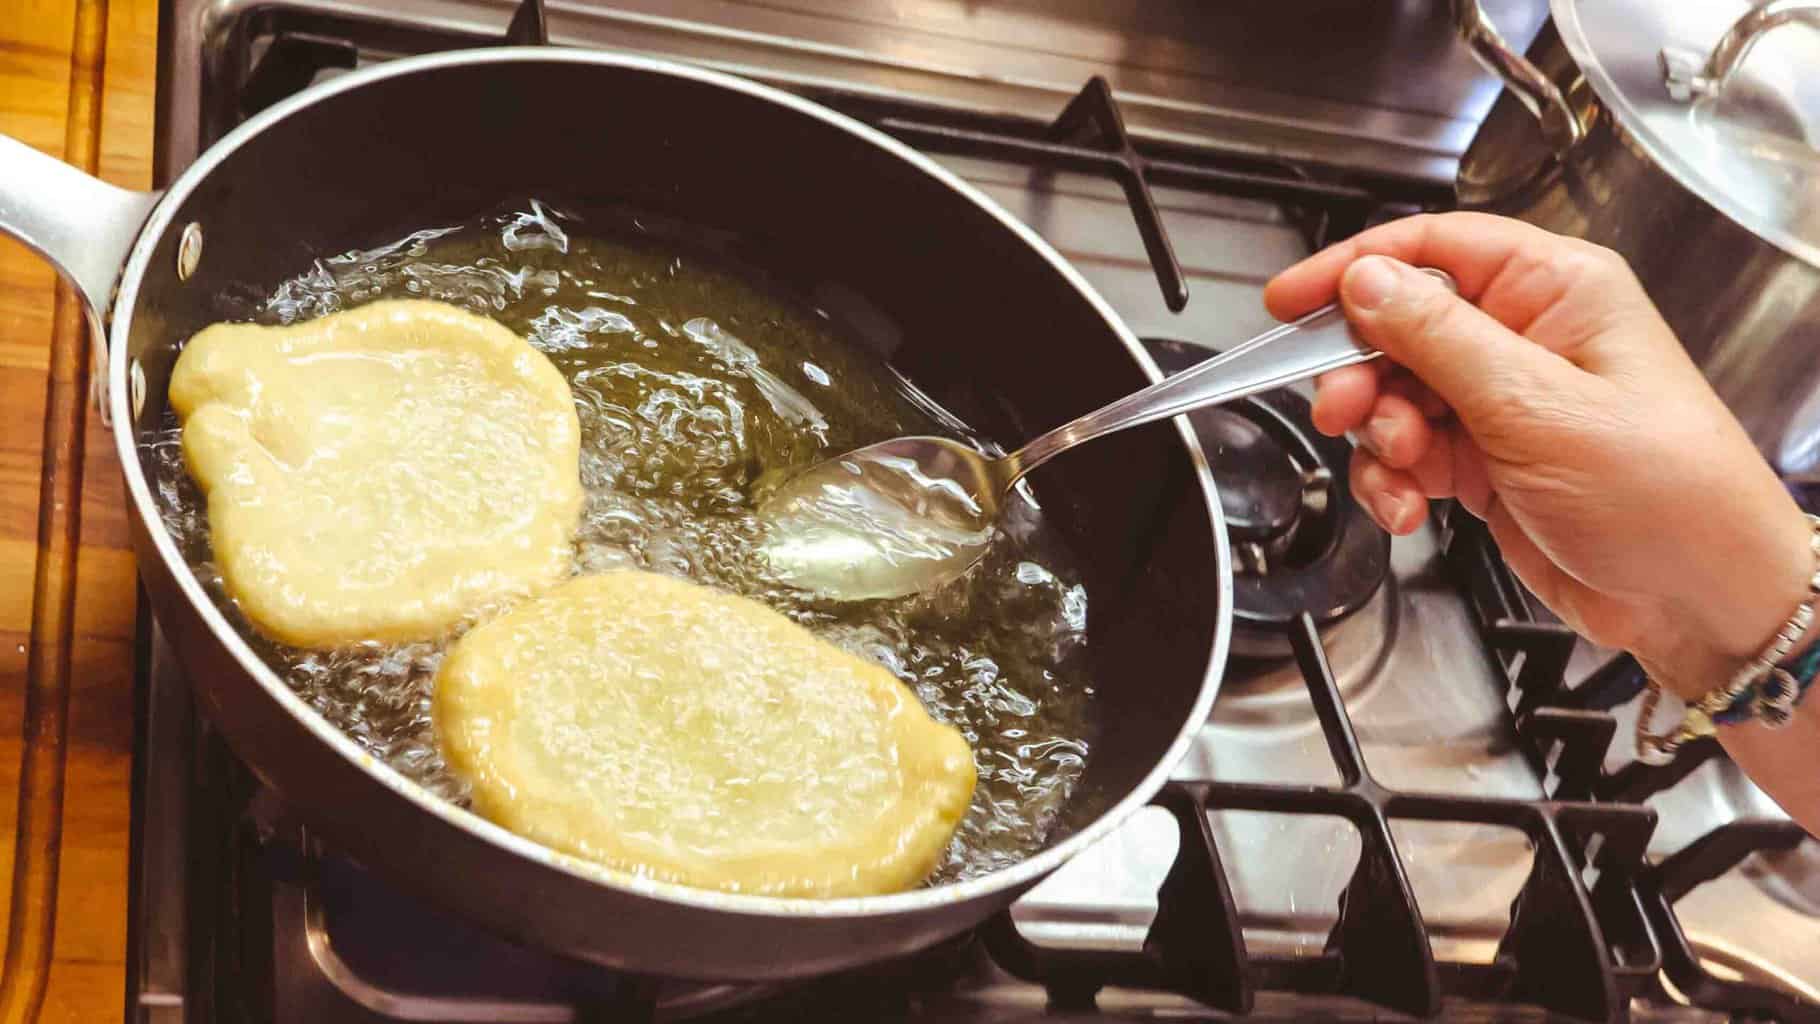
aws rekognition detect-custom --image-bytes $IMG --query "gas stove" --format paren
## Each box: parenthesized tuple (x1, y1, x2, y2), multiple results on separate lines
(130, 1, 1820, 1021)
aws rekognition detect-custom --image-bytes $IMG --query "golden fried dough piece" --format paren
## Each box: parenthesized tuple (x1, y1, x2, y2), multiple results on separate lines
(435, 572, 976, 897)
(170, 300, 582, 648)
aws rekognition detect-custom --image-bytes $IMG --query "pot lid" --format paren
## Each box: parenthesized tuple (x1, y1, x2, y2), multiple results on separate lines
(1553, 0, 1820, 268)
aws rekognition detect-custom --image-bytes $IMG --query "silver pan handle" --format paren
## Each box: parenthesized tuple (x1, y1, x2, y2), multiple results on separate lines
(1449, 0, 1585, 156)
(0, 134, 162, 417)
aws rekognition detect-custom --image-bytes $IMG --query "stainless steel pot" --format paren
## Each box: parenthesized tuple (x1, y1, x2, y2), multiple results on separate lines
(0, 49, 1232, 978)
(1452, 0, 1820, 480)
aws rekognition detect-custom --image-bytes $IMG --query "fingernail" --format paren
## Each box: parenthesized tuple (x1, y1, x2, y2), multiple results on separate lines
(1365, 415, 1395, 458)
(1344, 256, 1404, 311)
(1374, 492, 1406, 532)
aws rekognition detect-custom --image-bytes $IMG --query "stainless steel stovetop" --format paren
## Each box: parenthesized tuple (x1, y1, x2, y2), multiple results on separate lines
(130, 1, 1820, 1021)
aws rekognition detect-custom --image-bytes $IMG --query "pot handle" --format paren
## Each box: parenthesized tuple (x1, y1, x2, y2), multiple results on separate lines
(0, 134, 162, 418)
(1660, 0, 1820, 102)
(1448, 0, 1585, 156)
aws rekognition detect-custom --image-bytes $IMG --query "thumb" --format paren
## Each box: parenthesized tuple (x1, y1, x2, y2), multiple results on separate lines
(1339, 255, 1580, 429)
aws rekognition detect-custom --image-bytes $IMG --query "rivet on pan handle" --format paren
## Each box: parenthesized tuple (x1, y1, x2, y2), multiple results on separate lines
(0, 134, 163, 429)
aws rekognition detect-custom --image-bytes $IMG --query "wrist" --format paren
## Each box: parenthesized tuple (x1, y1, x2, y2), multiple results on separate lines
(1643, 502, 1817, 701)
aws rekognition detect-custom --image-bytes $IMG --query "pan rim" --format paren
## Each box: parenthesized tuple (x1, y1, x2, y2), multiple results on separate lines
(108, 47, 1234, 920)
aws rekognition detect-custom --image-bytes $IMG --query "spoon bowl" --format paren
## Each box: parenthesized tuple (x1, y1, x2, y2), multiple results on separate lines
(759, 267, 1456, 601)
(758, 436, 1008, 601)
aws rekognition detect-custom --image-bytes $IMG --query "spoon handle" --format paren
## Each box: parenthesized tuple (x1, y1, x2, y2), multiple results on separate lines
(1006, 268, 1456, 481)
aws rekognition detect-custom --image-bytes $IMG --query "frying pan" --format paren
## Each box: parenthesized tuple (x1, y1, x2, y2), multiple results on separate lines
(0, 49, 1231, 979)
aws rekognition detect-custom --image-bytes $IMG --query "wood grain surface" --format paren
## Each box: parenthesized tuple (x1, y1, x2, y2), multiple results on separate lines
(0, 0, 157, 1018)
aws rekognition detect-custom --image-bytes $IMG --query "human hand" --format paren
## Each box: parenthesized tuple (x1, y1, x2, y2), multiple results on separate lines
(1265, 212, 1812, 700)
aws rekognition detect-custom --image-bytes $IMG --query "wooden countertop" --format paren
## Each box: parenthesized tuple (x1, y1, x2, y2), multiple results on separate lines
(2, 0, 157, 1018)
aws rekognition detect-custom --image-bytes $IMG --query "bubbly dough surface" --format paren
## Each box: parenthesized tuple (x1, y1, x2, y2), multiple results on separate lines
(434, 572, 977, 897)
(170, 299, 582, 648)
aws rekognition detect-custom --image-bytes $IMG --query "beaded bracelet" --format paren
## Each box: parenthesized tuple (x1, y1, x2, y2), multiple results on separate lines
(1712, 640, 1820, 728)
(1636, 514, 1820, 765)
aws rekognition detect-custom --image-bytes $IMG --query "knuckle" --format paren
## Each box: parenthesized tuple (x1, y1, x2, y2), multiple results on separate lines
(1403, 212, 1445, 241)
(1503, 246, 1571, 295)
(1566, 240, 1635, 283)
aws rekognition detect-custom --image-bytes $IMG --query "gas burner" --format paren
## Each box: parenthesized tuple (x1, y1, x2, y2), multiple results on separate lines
(1142, 338, 1389, 658)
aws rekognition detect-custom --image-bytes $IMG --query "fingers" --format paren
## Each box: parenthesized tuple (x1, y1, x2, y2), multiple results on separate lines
(1349, 415, 1493, 530)
(1381, 373, 1448, 418)
(1314, 365, 1448, 436)
(1402, 425, 1494, 516)
(1264, 212, 1562, 319)
(1312, 363, 1382, 435)
(1336, 256, 1582, 432)
(1350, 447, 1426, 535)
(1266, 211, 1662, 378)
(1358, 392, 1431, 469)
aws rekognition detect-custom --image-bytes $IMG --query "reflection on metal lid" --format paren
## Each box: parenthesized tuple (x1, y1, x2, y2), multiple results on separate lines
(1556, 0, 1820, 266)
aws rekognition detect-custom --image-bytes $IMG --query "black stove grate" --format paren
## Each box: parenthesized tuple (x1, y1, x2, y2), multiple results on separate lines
(1443, 508, 1819, 1021)
(983, 613, 1660, 1023)
(221, 0, 1449, 317)
(972, 509, 1820, 1024)
(810, 77, 1447, 311)
(140, 1, 1820, 1021)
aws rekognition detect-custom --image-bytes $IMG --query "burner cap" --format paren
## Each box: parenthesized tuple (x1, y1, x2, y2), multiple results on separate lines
(1143, 337, 1389, 654)
(1201, 408, 1302, 543)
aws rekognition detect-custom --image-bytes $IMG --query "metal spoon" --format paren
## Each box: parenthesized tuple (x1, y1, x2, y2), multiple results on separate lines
(758, 268, 1456, 601)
